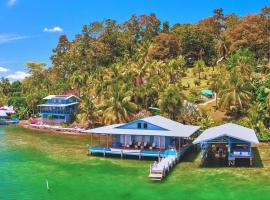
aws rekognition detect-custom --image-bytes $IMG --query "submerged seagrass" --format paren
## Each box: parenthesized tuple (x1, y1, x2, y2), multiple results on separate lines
(1, 126, 270, 200)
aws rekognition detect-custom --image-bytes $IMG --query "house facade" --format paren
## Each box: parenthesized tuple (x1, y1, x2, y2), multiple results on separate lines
(84, 115, 200, 158)
(38, 95, 79, 124)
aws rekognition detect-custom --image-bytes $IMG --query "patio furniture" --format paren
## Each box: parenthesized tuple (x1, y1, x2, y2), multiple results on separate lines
(149, 142, 156, 150)
(135, 142, 141, 149)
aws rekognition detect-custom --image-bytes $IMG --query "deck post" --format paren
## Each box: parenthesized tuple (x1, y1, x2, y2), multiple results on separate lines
(178, 137, 181, 153)
(121, 150, 123, 159)
(159, 136, 161, 151)
(139, 151, 141, 160)
(106, 134, 109, 148)
(103, 148, 106, 157)
(90, 134, 93, 147)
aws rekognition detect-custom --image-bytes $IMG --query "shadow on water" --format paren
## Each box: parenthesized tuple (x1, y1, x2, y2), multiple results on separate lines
(199, 147, 263, 168)
(180, 147, 200, 163)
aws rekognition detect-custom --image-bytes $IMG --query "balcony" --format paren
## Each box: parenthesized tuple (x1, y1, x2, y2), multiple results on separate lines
(39, 109, 76, 115)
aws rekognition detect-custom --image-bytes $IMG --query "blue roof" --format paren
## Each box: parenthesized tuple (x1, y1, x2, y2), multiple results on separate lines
(201, 89, 213, 96)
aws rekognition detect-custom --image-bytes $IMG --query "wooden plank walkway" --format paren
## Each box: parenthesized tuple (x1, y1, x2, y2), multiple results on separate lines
(149, 145, 192, 181)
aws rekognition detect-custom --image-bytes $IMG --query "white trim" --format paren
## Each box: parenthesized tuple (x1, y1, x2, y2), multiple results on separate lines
(37, 102, 78, 107)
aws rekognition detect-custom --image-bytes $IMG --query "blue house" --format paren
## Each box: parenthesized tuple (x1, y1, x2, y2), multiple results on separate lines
(193, 123, 259, 166)
(38, 95, 80, 124)
(84, 115, 200, 159)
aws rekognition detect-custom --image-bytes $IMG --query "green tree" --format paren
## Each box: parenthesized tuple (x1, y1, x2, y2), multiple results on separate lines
(158, 85, 183, 120)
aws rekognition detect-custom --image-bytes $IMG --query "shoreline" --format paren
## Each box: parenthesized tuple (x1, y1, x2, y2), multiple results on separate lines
(18, 123, 92, 138)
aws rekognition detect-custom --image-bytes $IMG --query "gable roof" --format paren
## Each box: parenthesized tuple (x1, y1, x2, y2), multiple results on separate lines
(193, 123, 259, 144)
(43, 95, 80, 100)
(0, 110, 7, 117)
(84, 115, 200, 137)
(0, 106, 15, 114)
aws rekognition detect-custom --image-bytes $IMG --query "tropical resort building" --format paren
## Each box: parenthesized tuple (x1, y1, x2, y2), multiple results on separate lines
(84, 115, 200, 180)
(38, 95, 79, 124)
(0, 106, 15, 115)
(0, 106, 18, 125)
(193, 123, 259, 166)
(0, 110, 8, 125)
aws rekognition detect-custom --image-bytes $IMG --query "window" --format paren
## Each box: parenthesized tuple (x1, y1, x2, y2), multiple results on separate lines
(137, 123, 142, 128)
(143, 123, 148, 129)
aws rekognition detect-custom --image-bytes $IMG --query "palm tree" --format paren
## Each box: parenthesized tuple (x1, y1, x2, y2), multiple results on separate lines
(158, 84, 184, 120)
(219, 72, 252, 115)
(99, 85, 137, 125)
(216, 33, 230, 60)
(210, 65, 225, 108)
(77, 97, 99, 127)
(194, 59, 205, 79)
(200, 116, 214, 130)
(166, 56, 186, 84)
(68, 71, 89, 97)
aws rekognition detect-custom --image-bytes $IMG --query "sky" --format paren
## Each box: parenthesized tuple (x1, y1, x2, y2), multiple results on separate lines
(0, 0, 269, 81)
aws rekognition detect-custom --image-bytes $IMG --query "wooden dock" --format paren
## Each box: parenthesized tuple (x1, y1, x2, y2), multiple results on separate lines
(149, 145, 192, 181)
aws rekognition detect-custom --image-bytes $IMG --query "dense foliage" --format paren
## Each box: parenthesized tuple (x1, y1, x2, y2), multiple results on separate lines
(0, 7, 270, 138)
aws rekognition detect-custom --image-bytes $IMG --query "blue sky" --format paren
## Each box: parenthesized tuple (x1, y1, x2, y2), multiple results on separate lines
(0, 0, 269, 81)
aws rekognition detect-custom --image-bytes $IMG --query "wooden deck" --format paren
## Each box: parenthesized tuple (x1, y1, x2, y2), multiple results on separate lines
(88, 147, 176, 158)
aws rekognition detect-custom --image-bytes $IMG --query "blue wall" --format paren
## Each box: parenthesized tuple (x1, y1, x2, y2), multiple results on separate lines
(116, 120, 167, 130)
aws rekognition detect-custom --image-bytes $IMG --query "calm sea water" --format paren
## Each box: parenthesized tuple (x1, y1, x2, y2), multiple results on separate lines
(1, 126, 270, 200)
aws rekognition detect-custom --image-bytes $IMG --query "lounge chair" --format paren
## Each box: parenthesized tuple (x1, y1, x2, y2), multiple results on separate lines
(140, 142, 147, 149)
(143, 142, 148, 148)
(149, 142, 156, 150)
(135, 142, 141, 149)
(126, 141, 132, 148)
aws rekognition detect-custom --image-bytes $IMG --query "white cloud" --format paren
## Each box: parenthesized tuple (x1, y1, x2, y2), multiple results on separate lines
(7, 0, 16, 7)
(43, 26, 63, 33)
(6, 71, 31, 81)
(0, 34, 29, 44)
(0, 67, 9, 72)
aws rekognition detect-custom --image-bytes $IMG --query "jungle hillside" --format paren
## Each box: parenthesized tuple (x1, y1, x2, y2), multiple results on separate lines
(1, 7, 270, 139)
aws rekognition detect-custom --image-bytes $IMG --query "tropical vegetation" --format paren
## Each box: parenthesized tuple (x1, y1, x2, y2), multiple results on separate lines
(0, 7, 270, 139)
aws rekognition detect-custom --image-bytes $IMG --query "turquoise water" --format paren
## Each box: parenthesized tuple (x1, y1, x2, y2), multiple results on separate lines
(1, 126, 270, 200)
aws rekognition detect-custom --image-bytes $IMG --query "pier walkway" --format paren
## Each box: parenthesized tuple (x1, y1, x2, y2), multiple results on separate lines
(88, 144, 193, 181)
(149, 145, 192, 181)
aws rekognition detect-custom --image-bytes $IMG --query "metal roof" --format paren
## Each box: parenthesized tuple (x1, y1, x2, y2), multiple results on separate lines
(193, 123, 259, 144)
(43, 95, 80, 100)
(84, 115, 200, 137)
(0, 106, 15, 114)
(0, 110, 7, 117)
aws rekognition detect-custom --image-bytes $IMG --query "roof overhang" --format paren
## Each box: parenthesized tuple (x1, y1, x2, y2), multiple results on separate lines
(193, 123, 259, 144)
(37, 102, 78, 107)
(83, 116, 200, 138)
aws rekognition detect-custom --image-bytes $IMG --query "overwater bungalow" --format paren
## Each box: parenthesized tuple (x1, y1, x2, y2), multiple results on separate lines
(193, 123, 259, 166)
(84, 115, 200, 159)
(38, 95, 79, 124)
(85, 115, 200, 180)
